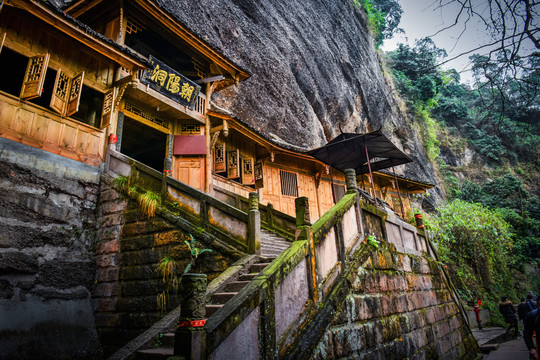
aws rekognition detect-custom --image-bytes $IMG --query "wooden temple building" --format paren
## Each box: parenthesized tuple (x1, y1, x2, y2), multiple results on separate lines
(0, 0, 432, 220)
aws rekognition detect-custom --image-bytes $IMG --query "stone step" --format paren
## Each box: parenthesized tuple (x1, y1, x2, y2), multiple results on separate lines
(261, 246, 288, 253)
(238, 273, 258, 281)
(210, 292, 237, 304)
(261, 239, 290, 246)
(205, 304, 223, 317)
(249, 262, 272, 273)
(136, 347, 173, 360)
(261, 251, 283, 258)
(224, 281, 251, 292)
(479, 343, 499, 353)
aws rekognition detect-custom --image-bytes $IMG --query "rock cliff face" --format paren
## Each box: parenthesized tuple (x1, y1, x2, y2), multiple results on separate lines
(159, 0, 440, 202)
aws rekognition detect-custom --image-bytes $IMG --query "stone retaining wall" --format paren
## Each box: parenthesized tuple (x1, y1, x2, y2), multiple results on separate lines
(310, 245, 478, 359)
(0, 138, 100, 359)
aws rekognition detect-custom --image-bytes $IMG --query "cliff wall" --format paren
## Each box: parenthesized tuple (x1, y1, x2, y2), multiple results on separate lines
(158, 0, 439, 201)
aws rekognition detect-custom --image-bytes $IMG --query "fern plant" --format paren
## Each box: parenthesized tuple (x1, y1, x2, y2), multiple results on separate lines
(156, 255, 179, 313)
(155, 234, 212, 312)
(184, 234, 212, 274)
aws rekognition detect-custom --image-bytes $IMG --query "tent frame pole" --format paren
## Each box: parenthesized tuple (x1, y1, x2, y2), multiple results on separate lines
(392, 163, 406, 218)
(364, 141, 377, 201)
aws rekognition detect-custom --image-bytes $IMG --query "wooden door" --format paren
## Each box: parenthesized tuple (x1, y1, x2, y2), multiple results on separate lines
(174, 155, 204, 190)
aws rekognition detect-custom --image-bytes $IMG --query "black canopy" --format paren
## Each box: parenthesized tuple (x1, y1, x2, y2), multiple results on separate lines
(307, 131, 412, 174)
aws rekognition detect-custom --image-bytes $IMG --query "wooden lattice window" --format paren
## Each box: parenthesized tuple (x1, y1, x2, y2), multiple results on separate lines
(66, 72, 84, 116)
(180, 124, 202, 135)
(49, 69, 85, 117)
(126, 15, 145, 34)
(280, 170, 298, 197)
(214, 142, 226, 172)
(100, 89, 114, 129)
(20, 53, 50, 100)
(227, 149, 239, 179)
(242, 158, 254, 185)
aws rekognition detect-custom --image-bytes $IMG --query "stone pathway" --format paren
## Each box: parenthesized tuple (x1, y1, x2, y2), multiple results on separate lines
(485, 337, 529, 359)
(472, 327, 530, 359)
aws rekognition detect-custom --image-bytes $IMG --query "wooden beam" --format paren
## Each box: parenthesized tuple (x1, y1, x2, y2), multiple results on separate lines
(64, 0, 105, 18)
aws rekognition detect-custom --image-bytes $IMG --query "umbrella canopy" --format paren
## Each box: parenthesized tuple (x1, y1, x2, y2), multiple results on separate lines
(307, 130, 412, 174)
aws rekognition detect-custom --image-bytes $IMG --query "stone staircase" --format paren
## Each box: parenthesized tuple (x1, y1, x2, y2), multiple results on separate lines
(260, 228, 291, 258)
(134, 230, 291, 360)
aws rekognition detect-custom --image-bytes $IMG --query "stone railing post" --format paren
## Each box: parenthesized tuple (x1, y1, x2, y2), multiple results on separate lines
(345, 168, 357, 194)
(248, 192, 261, 254)
(295, 197, 318, 301)
(174, 273, 208, 360)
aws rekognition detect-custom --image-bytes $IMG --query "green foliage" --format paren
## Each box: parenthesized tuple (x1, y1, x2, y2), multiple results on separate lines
(427, 200, 516, 302)
(352, 0, 402, 47)
(112, 175, 128, 190)
(155, 234, 213, 312)
(138, 190, 160, 218)
(156, 255, 180, 313)
(366, 234, 380, 248)
(184, 234, 213, 274)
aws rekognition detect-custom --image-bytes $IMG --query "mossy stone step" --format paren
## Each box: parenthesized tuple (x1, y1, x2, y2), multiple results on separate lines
(224, 281, 251, 292)
(238, 273, 258, 281)
(211, 292, 237, 304)
(249, 262, 272, 273)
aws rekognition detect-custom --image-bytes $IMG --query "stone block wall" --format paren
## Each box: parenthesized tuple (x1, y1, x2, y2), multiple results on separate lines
(0, 138, 100, 359)
(310, 246, 478, 360)
(94, 176, 242, 356)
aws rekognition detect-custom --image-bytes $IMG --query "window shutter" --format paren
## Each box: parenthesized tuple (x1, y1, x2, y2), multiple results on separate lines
(227, 149, 239, 179)
(49, 68, 70, 115)
(100, 89, 114, 129)
(20, 53, 50, 100)
(241, 157, 254, 185)
(254, 161, 264, 189)
(214, 142, 226, 172)
(65, 71, 84, 116)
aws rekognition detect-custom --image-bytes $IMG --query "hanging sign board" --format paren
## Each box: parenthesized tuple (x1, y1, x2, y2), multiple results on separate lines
(141, 55, 201, 110)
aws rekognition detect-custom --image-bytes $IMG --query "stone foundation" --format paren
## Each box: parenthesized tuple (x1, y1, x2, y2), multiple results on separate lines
(0, 138, 100, 359)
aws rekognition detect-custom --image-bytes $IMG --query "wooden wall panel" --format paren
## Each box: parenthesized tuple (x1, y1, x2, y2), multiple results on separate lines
(62, 125, 77, 150)
(47, 120, 62, 145)
(12, 107, 34, 135)
(32, 116, 49, 141)
(318, 181, 334, 216)
(0, 100, 16, 129)
(76, 131, 89, 154)
(0, 96, 105, 166)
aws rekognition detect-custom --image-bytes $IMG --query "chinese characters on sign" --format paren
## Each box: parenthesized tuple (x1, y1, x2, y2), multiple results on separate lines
(141, 55, 201, 110)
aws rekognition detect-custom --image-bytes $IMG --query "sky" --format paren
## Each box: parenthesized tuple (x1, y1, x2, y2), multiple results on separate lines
(381, 0, 498, 84)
